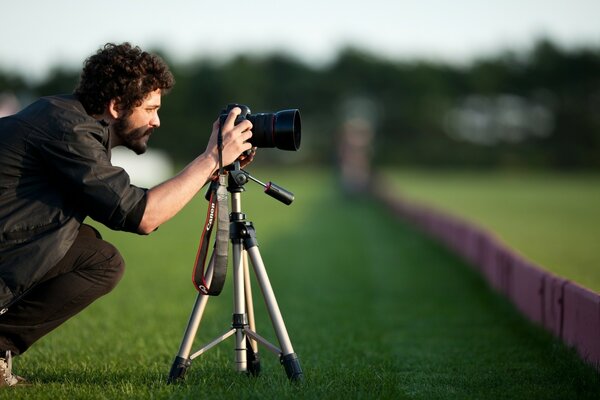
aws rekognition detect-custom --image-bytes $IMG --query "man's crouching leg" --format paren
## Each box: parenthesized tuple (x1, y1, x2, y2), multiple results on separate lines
(0, 224, 125, 357)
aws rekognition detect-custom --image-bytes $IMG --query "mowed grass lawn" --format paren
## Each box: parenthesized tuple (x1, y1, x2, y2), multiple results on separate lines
(5, 168, 599, 399)
(383, 169, 600, 293)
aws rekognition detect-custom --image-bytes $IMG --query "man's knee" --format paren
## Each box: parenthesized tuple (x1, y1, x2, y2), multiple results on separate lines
(97, 240, 125, 293)
(76, 224, 125, 292)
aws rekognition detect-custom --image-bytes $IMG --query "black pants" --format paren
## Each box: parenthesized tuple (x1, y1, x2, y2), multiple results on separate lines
(0, 224, 125, 355)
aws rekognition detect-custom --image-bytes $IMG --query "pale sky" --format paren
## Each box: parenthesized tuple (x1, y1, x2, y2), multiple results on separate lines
(1, 0, 599, 80)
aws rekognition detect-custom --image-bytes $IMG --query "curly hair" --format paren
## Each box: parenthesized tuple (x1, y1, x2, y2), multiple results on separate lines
(74, 42, 175, 116)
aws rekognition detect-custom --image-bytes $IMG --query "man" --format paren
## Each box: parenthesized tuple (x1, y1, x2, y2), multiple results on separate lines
(0, 43, 254, 387)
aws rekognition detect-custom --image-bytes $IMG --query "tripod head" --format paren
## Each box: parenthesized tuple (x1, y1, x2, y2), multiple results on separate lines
(226, 161, 295, 205)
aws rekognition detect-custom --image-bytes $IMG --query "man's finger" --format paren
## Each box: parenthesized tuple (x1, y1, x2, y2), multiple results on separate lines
(223, 107, 241, 129)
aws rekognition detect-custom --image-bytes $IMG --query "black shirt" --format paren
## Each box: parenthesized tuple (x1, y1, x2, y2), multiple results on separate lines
(0, 95, 147, 309)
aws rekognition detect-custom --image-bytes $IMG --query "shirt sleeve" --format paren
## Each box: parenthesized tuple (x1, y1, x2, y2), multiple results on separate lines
(35, 120, 148, 233)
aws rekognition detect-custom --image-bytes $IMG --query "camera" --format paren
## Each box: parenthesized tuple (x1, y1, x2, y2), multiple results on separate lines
(220, 104, 301, 151)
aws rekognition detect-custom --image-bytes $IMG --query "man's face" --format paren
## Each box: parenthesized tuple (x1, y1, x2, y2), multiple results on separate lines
(112, 89, 162, 155)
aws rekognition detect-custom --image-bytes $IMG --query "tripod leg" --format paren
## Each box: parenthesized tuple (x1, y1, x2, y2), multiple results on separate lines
(246, 246, 303, 381)
(168, 255, 214, 383)
(243, 250, 261, 375)
(168, 292, 209, 382)
(232, 242, 248, 373)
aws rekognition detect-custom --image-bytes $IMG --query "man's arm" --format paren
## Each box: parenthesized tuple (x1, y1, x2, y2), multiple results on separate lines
(137, 107, 253, 234)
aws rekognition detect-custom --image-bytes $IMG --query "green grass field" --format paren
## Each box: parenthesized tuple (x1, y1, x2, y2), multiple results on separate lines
(383, 169, 600, 293)
(4, 169, 599, 399)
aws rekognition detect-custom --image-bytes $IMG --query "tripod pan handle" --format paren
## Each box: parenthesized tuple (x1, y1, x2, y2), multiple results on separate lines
(265, 182, 294, 205)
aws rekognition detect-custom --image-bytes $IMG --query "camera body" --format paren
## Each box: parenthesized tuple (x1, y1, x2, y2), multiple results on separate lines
(220, 104, 301, 151)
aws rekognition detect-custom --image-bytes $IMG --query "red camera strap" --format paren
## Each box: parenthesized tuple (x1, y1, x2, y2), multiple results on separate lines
(192, 174, 229, 296)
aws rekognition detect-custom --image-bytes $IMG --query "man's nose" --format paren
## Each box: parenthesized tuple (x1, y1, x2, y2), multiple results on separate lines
(151, 113, 160, 128)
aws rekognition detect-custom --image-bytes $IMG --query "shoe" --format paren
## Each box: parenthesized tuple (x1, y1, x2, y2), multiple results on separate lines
(0, 350, 27, 387)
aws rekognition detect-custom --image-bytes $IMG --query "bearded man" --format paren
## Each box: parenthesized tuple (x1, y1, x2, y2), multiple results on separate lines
(0, 43, 254, 386)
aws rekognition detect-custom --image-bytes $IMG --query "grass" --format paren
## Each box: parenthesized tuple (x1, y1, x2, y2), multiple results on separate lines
(4, 168, 599, 399)
(382, 169, 600, 292)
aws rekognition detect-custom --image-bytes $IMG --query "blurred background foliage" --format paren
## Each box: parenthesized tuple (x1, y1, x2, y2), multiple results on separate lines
(1, 38, 599, 171)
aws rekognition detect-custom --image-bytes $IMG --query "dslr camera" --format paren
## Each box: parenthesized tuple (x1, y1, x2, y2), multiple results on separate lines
(220, 104, 301, 151)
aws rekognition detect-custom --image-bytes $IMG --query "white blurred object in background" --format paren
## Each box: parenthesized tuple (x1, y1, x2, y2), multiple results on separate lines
(110, 147, 173, 188)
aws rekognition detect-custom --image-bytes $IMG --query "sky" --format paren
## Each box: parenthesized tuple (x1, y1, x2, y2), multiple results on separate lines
(1, 0, 600, 80)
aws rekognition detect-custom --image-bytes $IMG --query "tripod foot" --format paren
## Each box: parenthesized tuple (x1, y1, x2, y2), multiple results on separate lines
(247, 338, 261, 377)
(247, 350, 261, 377)
(167, 356, 191, 384)
(281, 353, 303, 382)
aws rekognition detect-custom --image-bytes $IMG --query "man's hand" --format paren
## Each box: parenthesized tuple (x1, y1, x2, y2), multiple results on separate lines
(205, 107, 254, 173)
(238, 147, 257, 169)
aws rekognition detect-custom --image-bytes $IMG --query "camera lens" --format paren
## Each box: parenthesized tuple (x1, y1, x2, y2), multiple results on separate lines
(248, 109, 301, 151)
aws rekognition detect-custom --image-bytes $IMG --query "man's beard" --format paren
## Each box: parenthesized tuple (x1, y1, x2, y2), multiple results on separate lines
(113, 117, 153, 155)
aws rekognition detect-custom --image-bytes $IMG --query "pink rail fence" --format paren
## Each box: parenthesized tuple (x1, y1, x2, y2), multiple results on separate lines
(374, 181, 600, 369)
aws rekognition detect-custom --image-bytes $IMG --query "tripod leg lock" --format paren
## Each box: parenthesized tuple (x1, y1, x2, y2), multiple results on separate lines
(232, 313, 249, 328)
(280, 353, 303, 382)
(167, 356, 192, 384)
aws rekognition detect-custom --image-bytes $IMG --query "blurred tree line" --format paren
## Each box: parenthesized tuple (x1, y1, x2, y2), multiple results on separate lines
(1, 38, 599, 170)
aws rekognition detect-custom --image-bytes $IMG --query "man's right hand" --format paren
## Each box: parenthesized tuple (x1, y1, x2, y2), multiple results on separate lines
(205, 107, 254, 173)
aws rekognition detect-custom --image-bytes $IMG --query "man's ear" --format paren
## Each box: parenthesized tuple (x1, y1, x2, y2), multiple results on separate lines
(107, 99, 121, 119)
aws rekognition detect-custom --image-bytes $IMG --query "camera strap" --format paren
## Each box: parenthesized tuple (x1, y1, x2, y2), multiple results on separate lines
(192, 119, 229, 296)
(192, 174, 229, 296)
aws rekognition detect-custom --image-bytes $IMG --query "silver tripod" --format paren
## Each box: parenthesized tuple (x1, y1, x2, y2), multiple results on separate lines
(168, 167, 303, 383)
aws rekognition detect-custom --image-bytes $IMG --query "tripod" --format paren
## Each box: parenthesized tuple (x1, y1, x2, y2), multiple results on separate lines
(168, 166, 303, 383)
